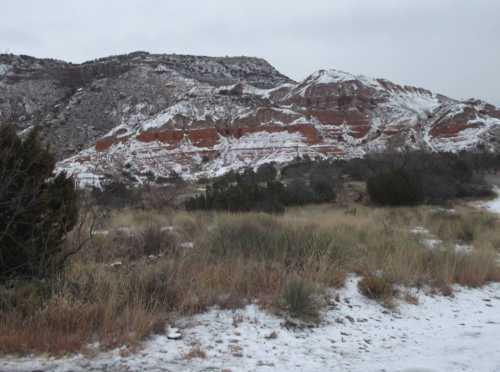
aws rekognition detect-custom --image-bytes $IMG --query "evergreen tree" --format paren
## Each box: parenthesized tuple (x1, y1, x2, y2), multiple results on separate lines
(367, 169, 423, 206)
(0, 125, 78, 280)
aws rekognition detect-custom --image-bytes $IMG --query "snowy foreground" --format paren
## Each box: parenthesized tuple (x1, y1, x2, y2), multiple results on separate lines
(3, 198, 500, 372)
(2, 276, 500, 372)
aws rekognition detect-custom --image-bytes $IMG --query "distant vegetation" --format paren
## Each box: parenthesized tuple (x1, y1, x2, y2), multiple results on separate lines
(367, 169, 423, 206)
(363, 151, 494, 205)
(86, 149, 499, 212)
(184, 150, 496, 211)
(185, 168, 336, 213)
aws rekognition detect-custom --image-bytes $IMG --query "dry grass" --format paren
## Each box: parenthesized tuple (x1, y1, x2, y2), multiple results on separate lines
(1, 202, 500, 356)
(358, 275, 396, 308)
(183, 345, 207, 360)
(108, 208, 173, 230)
(278, 278, 324, 321)
(0, 298, 164, 355)
(403, 292, 419, 305)
(425, 208, 497, 244)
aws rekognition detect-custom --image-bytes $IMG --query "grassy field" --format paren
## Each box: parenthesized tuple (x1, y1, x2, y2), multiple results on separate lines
(1, 202, 499, 356)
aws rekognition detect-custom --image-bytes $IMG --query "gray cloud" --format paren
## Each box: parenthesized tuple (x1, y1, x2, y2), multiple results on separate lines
(1, 0, 499, 104)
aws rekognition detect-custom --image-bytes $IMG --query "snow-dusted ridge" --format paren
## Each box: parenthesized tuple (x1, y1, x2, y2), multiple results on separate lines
(2, 52, 493, 186)
(0, 63, 11, 76)
(306, 68, 383, 89)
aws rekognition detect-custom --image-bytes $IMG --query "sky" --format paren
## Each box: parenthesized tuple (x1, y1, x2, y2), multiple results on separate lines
(1, 0, 499, 105)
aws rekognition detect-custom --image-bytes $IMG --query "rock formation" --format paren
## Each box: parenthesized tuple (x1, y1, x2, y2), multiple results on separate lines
(1, 52, 499, 187)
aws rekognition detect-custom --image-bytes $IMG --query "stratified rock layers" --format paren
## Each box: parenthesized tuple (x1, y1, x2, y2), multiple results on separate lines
(1, 52, 499, 185)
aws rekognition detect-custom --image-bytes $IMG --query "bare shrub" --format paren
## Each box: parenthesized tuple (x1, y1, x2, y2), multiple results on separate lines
(183, 345, 207, 360)
(358, 275, 395, 307)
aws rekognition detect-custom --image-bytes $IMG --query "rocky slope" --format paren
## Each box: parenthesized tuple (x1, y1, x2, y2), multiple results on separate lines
(1, 52, 499, 187)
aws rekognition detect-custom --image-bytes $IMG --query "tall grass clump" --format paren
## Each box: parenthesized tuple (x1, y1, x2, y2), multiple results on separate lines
(427, 210, 497, 244)
(201, 213, 332, 264)
(279, 278, 323, 321)
(139, 224, 177, 256)
(358, 274, 395, 307)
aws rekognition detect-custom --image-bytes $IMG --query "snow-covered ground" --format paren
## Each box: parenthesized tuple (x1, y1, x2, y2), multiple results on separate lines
(2, 276, 500, 372)
(483, 187, 500, 215)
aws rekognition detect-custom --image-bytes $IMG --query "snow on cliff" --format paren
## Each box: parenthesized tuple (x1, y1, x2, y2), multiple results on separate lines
(2, 52, 497, 185)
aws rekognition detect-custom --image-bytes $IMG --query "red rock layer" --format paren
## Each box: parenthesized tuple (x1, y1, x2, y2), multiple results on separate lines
(95, 124, 323, 152)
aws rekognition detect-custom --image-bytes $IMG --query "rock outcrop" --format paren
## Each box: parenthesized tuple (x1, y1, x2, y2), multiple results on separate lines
(1, 52, 499, 187)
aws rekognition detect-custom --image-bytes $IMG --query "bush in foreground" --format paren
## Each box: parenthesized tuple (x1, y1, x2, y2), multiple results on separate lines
(0, 125, 78, 280)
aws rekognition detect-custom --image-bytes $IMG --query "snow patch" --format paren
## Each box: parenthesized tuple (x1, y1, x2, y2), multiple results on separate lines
(3, 276, 500, 371)
(411, 225, 474, 254)
(309, 69, 382, 89)
(141, 100, 249, 130)
(482, 187, 500, 214)
(0, 63, 11, 76)
(243, 82, 296, 98)
(388, 90, 440, 118)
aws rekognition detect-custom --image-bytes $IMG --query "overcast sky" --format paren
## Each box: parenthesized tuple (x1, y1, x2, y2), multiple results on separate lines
(1, 0, 499, 105)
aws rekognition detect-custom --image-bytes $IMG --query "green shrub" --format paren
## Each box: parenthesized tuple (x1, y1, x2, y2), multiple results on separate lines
(285, 179, 316, 205)
(255, 163, 277, 183)
(186, 168, 336, 213)
(185, 176, 286, 213)
(367, 169, 423, 206)
(341, 151, 492, 203)
(310, 173, 336, 203)
(0, 125, 78, 280)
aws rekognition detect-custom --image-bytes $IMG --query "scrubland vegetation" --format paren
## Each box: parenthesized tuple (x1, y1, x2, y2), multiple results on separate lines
(1, 125, 500, 357)
(2, 203, 500, 355)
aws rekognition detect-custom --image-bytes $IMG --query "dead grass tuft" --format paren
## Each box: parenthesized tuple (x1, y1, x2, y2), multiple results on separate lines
(183, 345, 207, 360)
(358, 275, 395, 308)
(279, 278, 323, 321)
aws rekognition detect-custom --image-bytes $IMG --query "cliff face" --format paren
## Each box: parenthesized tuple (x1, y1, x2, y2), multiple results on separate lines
(1, 52, 499, 187)
(0, 52, 292, 158)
